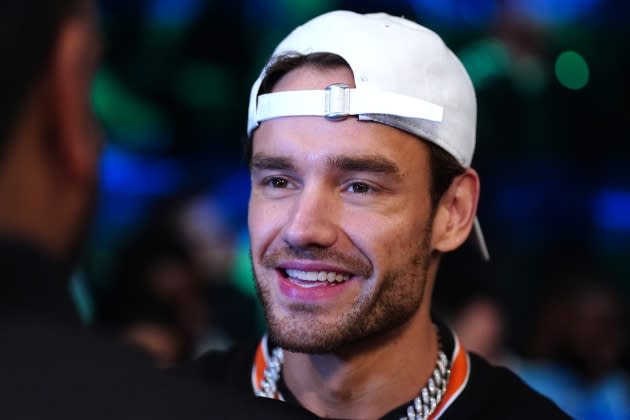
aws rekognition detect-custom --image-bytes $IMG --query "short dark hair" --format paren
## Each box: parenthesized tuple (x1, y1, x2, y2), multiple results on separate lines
(245, 52, 466, 207)
(0, 0, 84, 160)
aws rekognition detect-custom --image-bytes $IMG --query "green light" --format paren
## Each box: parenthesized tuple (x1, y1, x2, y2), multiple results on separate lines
(92, 69, 164, 131)
(173, 62, 234, 110)
(91, 68, 169, 149)
(458, 39, 510, 89)
(277, 0, 338, 21)
(555, 51, 589, 90)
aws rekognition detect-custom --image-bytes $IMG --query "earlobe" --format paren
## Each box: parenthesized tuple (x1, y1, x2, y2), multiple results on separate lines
(431, 169, 480, 253)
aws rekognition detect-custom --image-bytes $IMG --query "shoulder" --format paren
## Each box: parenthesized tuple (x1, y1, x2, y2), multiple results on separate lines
(0, 324, 245, 419)
(189, 338, 261, 393)
(0, 326, 315, 419)
(442, 353, 572, 420)
(182, 338, 319, 419)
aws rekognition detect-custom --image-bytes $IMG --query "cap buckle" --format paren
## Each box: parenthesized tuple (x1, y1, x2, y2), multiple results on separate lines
(325, 83, 351, 120)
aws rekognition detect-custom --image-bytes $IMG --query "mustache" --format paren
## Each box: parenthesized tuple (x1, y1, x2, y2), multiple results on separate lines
(262, 245, 373, 278)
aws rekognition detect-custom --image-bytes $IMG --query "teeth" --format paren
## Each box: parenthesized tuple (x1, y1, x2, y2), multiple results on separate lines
(286, 269, 351, 283)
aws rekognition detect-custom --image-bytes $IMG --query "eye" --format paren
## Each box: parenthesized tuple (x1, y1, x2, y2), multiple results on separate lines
(267, 177, 290, 188)
(347, 182, 372, 193)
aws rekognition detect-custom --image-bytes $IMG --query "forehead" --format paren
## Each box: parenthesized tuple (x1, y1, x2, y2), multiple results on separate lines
(252, 66, 430, 170)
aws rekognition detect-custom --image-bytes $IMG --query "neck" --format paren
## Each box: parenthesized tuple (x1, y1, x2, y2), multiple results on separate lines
(283, 307, 439, 419)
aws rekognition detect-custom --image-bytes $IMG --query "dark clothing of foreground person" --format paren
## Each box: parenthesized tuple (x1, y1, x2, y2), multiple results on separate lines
(0, 237, 317, 420)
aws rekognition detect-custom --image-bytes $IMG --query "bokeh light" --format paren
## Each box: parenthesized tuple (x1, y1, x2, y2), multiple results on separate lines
(555, 50, 590, 90)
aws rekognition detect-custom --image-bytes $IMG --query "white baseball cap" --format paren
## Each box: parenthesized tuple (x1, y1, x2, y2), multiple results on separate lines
(247, 10, 489, 260)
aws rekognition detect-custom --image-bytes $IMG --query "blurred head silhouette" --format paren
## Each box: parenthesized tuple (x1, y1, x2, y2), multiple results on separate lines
(0, 0, 103, 272)
(530, 272, 627, 384)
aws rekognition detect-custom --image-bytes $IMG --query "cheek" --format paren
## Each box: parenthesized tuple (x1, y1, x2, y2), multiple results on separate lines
(248, 197, 284, 257)
(348, 210, 429, 265)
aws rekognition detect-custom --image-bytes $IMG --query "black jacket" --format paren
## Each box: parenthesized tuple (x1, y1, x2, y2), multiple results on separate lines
(0, 236, 316, 420)
(192, 320, 572, 419)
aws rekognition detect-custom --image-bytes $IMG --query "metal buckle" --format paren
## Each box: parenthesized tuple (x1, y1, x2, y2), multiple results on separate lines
(325, 83, 350, 120)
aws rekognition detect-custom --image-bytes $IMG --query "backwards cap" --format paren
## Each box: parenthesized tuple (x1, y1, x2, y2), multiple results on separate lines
(247, 10, 489, 260)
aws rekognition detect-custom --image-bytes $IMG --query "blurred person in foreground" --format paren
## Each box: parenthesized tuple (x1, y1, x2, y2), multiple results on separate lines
(95, 215, 205, 368)
(95, 192, 255, 367)
(0, 1, 316, 419)
(174, 192, 263, 354)
(192, 10, 569, 419)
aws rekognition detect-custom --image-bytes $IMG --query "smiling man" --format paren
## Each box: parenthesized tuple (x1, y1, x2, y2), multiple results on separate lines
(195, 10, 569, 419)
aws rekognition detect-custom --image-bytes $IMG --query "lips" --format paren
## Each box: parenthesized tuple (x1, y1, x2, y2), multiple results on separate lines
(262, 247, 373, 280)
(274, 265, 356, 301)
(262, 248, 372, 301)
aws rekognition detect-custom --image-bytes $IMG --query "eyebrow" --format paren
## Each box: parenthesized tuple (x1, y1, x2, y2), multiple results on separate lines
(328, 155, 400, 175)
(250, 154, 401, 177)
(250, 155, 295, 171)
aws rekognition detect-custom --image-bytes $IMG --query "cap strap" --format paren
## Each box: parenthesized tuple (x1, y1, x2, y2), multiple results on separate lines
(255, 83, 443, 124)
(472, 217, 490, 261)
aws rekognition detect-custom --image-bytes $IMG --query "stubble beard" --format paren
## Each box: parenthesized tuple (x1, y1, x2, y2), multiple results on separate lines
(251, 224, 433, 354)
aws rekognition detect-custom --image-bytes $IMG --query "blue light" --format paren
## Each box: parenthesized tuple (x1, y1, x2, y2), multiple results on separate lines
(458, 0, 496, 25)
(149, 0, 203, 26)
(593, 190, 630, 232)
(411, 0, 497, 26)
(411, 0, 603, 25)
(100, 145, 185, 196)
(498, 184, 542, 220)
(511, 0, 603, 23)
(244, 0, 277, 21)
(213, 168, 251, 227)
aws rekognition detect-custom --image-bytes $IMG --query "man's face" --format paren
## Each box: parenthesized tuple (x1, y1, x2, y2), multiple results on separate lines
(248, 65, 437, 353)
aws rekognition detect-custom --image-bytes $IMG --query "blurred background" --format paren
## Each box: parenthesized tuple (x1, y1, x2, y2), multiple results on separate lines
(75, 0, 629, 417)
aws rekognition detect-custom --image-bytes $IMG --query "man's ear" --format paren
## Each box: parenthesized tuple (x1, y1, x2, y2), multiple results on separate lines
(431, 168, 480, 253)
(49, 13, 99, 181)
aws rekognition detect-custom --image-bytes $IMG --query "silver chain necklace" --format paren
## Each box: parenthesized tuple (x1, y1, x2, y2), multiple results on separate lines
(256, 347, 451, 420)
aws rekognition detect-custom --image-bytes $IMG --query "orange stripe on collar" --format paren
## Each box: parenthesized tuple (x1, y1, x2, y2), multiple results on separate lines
(251, 336, 267, 395)
(432, 334, 470, 418)
(251, 335, 285, 400)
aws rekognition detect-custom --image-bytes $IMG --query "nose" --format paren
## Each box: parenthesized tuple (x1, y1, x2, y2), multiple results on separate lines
(282, 184, 338, 249)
